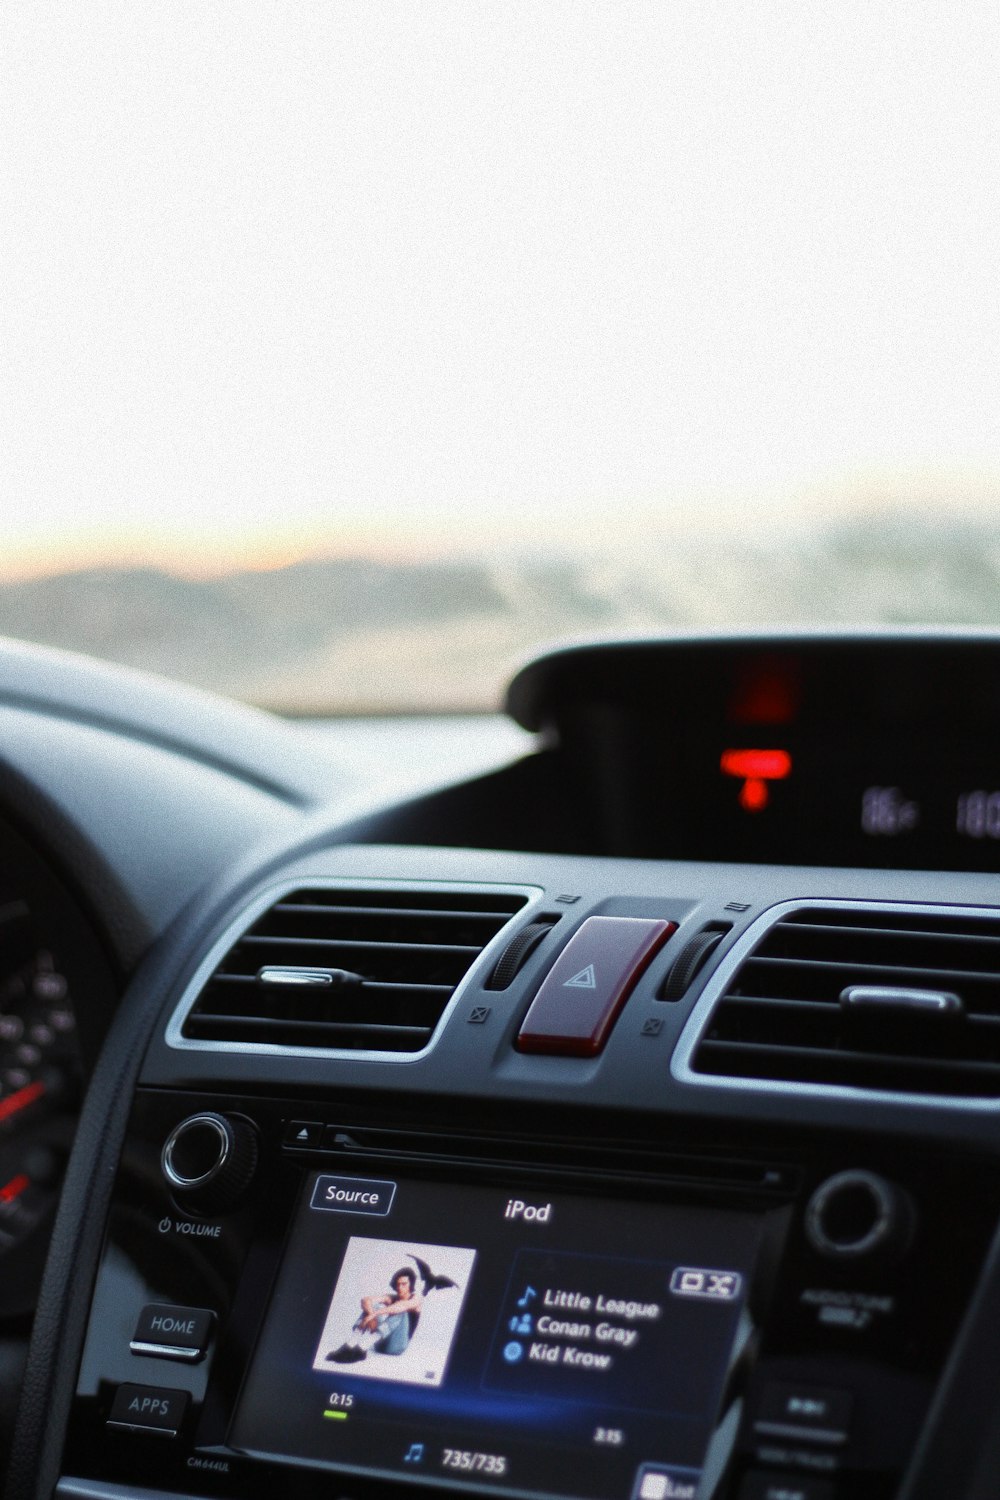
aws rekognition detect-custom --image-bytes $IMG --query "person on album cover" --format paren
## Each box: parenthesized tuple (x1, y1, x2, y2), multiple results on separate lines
(327, 1267, 423, 1362)
(315, 1242, 473, 1385)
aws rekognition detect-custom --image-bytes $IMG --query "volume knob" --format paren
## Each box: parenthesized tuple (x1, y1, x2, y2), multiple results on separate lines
(161, 1113, 257, 1215)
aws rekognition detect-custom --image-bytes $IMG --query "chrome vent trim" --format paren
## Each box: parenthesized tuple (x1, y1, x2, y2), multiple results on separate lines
(673, 899, 1000, 1111)
(166, 878, 541, 1062)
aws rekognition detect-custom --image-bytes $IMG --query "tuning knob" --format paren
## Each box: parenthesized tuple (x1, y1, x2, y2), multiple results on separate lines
(805, 1170, 914, 1262)
(161, 1112, 258, 1215)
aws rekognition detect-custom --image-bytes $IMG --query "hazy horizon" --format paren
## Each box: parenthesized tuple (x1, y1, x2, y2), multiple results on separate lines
(4, 504, 1000, 714)
(3, 479, 999, 585)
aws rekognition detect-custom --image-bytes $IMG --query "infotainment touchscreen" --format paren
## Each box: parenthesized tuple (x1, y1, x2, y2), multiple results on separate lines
(230, 1172, 764, 1500)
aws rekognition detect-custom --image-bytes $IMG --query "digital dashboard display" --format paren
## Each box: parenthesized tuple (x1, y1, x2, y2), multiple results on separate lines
(603, 719, 1000, 870)
(698, 735, 1000, 870)
(533, 639, 1000, 869)
(230, 1172, 763, 1500)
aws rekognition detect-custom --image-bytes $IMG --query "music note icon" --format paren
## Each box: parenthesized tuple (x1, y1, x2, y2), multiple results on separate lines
(516, 1285, 537, 1309)
(404, 1443, 424, 1465)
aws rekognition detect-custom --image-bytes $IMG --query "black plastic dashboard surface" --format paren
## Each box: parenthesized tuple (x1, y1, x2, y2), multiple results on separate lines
(31, 832, 1000, 1500)
(11, 633, 1000, 1500)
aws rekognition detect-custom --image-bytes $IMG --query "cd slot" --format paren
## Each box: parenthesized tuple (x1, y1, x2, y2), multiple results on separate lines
(287, 1120, 799, 1197)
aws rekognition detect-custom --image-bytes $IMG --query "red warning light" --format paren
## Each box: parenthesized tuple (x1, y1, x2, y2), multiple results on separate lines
(720, 748, 792, 813)
(729, 657, 800, 725)
(739, 778, 770, 812)
(720, 749, 792, 781)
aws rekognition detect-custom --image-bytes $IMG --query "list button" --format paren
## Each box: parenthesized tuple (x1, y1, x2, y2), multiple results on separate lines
(131, 1304, 214, 1362)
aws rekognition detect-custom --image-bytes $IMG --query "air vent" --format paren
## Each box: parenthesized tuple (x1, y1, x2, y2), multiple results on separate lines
(181, 885, 529, 1054)
(690, 903, 1000, 1098)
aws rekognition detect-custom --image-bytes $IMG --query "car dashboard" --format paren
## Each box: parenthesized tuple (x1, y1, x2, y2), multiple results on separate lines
(3, 631, 1000, 1500)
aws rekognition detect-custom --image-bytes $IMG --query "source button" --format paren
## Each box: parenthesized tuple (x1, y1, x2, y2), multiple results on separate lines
(310, 1175, 397, 1216)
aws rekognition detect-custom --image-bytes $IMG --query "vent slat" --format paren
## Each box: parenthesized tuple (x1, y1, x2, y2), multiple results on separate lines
(278, 888, 524, 916)
(733, 954, 1000, 1016)
(698, 1037, 1000, 1077)
(241, 935, 483, 956)
(255, 905, 512, 948)
(692, 904, 1000, 1098)
(207, 973, 453, 997)
(783, 907, 1000, 936)
(271, 902, 512, 921)
(184, 1014, 431, 1047)
(696, 1037, 1000, 1096)
(358, 979, 454, 995)
(745, 955, 1000, 985)
(773, 919, 1000, 949)
(715, 995, 837, 1014)
(717, 994, 1000, 1028)
(180, 885, 526, 1053)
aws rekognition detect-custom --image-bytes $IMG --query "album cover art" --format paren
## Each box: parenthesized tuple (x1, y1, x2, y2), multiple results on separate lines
(312, 1236, 476, 1388)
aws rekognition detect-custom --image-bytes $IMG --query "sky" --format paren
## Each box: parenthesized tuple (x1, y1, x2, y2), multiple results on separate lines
(2, 2, 1000, 580)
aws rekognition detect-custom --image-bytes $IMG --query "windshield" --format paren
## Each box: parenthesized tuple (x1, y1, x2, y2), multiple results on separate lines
(3, 3, 998, 713)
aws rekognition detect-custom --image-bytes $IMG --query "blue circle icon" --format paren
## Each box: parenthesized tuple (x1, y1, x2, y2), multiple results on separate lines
(503, 1341, 524, 1364)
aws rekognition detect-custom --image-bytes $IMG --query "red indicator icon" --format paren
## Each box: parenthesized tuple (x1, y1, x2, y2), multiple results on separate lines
(720, 748, 792, 812)
(729, 658, 800, 725)
(0, 1173, 30, 1205)
(0, 1079, 46, 1125)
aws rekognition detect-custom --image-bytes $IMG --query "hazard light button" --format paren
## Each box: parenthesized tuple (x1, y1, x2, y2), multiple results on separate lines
(516, 916, 677, 1057)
